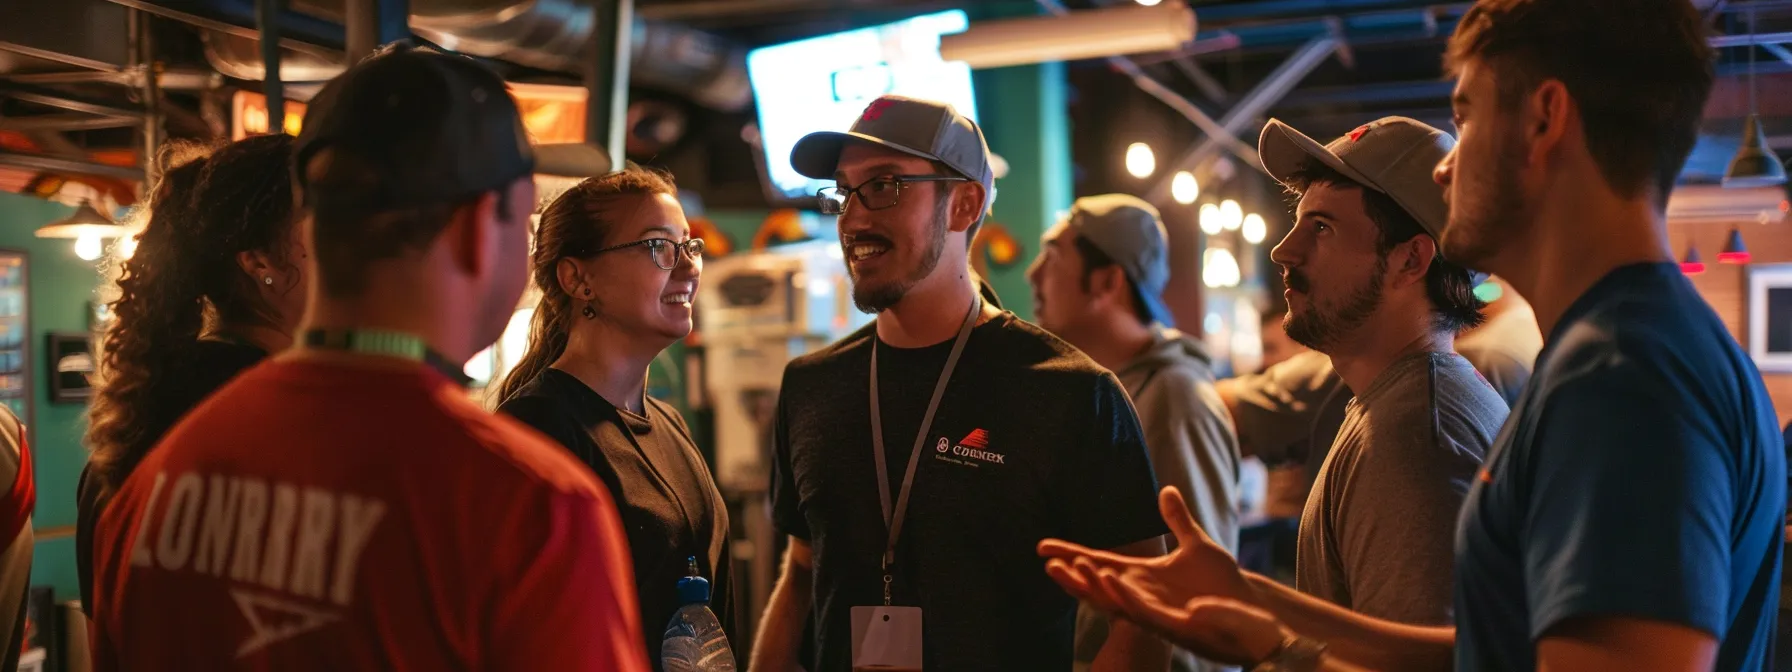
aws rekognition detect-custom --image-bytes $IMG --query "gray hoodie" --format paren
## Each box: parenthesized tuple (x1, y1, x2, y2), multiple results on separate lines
(1112, 329, 1242, 554)
(1075, 328, 1242, 672)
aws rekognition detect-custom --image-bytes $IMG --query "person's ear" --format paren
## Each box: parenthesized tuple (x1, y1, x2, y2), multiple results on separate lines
(235, 250, 279, 289)
(946, 183, 987, 235)
(1091, 265, 1130, 307)
(446, 190, 503, 279)
(1524, 79, 1574, 169)
(1388, 235, 1438, 289)
(555, 257, 590, 299)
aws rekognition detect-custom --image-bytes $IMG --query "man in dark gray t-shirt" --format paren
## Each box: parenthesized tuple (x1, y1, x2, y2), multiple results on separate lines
(1257, 116, 1510, 625)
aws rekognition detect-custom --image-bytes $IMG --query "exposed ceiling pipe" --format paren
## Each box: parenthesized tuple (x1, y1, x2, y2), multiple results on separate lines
(1034, 0, 1260, 167)
(1149, 34, 1341, 202)
(170, 0, 753, 111)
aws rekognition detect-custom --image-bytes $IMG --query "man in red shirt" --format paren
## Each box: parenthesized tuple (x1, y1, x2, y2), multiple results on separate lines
(89, 45, 649, 670)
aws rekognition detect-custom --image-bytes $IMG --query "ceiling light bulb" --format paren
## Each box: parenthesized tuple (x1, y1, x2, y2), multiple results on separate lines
(1203, 247, 1241, 288)
(1171, 171, 1199, 205)
(1220, 199, 1243, 231)
(117, 234, 140, 260)
(74, 234, 103, 261)
(1241, 214, 1267, 244)
(1136, 0, 1163, 5)
(1199, 203, 1222, 235)
(1125, 142, 1156, 179)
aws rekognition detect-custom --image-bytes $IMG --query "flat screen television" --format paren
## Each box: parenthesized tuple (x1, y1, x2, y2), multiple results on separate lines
(747, 10, 978, 204)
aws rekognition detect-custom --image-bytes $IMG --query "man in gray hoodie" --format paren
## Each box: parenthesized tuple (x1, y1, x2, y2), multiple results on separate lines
(1028, 193, 1240, 672)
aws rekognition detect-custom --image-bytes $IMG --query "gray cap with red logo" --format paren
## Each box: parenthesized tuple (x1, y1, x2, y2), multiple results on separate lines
(1258, 116, 1485, 281)
(790, 95, 996, 211)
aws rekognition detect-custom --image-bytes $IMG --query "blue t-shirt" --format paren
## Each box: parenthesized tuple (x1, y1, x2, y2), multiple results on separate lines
(1454, 262, 1785, 671)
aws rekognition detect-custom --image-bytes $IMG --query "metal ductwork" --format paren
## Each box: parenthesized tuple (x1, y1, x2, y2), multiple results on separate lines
(203, 30, 350, 82)
(191, 0, 752, 111)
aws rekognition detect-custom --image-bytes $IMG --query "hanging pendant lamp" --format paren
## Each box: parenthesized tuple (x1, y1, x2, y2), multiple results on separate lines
(1718, 226, 1752, 264)
(33, 201, 127, 240)
(1725, 9, 1787, 188)
(1681, 242, 1706, 275)
(1727, 115, 1787, 188)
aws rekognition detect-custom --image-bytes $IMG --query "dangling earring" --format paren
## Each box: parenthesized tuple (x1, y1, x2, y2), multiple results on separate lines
(581, 303, 597, 320)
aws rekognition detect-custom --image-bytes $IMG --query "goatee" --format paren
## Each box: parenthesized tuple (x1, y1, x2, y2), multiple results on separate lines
(850, 200, 951, 313)
(1284, 257, 1386, 352)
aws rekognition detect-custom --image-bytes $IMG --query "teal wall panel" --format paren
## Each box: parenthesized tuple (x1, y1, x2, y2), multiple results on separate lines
(0, 191, 106, 602)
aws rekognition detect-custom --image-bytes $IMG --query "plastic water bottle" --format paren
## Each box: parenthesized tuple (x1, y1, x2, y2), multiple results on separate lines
(662, 556, 737, 672)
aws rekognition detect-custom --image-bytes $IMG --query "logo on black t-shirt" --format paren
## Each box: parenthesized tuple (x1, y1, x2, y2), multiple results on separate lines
(934, 429, 1005, 467)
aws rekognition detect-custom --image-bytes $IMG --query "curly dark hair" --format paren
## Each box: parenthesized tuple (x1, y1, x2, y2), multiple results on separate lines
(492, 166, 678, 405)
(84, 134, 299, 494)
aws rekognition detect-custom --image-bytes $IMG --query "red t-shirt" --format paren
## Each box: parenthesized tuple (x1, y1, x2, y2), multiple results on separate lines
(91, 356, 650, 671)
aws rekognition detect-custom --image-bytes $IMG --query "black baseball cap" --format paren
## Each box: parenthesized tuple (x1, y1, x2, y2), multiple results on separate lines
(293, 46, 537, 211)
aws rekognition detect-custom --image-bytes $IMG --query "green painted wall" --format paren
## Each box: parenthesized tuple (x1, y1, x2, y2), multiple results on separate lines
(974, 61, 1073, 322)
(0, 191, 104, 603)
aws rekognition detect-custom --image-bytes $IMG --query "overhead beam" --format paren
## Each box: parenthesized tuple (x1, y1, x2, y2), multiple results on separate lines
(0, 152, 143, 181)
(1763, 42, 1792, 67)
(1170, 58, 1231, 104)
(0, 114, 140, 132)
(586, 0, 634, 172)
(104, 0, 344, 62)
(1147, 34, 1341, 202)
(1035, 0, 1261, 167)
(0, 81, 144, 118)
(1709, 31, 1792, 48)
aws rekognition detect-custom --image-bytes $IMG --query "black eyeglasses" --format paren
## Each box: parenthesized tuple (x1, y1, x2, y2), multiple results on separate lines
(583, 237, 706, 270)
(816, 174, 969, 215)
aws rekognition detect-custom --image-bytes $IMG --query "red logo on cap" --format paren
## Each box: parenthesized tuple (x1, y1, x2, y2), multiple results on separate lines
(861, 98, 897, 122)
(1347, 124, 1374, 142)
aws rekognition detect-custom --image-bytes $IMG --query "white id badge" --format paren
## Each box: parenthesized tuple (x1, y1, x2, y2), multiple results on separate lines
(850, 605, 923, 671)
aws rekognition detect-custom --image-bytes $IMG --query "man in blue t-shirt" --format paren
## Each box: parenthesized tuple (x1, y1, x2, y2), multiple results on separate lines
(1032, 1, 1786, 670)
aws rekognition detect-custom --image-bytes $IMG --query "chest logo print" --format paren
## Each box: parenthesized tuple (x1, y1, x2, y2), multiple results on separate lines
(934, 429, 1005, 467)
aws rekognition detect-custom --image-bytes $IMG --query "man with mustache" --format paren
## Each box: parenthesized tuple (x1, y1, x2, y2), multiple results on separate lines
(1259, 115, 1509, 625)
(1035, 2, 1785, 671)
(750, 95, 1171, 671)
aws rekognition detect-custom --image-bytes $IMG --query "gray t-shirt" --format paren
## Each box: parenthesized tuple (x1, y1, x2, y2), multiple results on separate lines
(1295, 351, 1508, 625)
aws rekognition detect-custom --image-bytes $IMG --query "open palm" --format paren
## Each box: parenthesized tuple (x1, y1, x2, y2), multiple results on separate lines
(1039, 486, 1252, 606)
(1037, 487, 1261, 657)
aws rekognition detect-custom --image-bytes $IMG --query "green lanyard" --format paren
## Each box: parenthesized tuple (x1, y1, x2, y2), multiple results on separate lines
(300, 329, 473, 387)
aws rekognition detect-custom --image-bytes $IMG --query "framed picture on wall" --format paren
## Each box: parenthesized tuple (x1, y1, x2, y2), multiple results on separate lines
(1747, 263, 1792, 373)
(47, 332, 94, 403)
(0, 250, 29, 432)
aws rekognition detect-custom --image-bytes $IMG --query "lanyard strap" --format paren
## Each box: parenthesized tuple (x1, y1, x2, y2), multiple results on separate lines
(300, 329, 474, 388)
(868, 296, 981, 605)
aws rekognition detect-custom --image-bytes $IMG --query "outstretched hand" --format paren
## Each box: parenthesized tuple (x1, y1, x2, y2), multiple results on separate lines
(1113, 594, 1294, 666)
(1039, 486, 1253, 608)
(1038, 486, 1264, 660)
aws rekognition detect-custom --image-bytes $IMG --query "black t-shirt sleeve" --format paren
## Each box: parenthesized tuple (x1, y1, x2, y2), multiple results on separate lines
(1051, 373, 1170, 550)
(498, 395, 591, 465)
(770, 382, 810, 541)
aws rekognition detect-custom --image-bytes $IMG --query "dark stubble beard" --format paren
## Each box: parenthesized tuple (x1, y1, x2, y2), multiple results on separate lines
(1284, 254, 1387, 353)
(1442, 125, 1530, 268)
(851, 196, 951, 313)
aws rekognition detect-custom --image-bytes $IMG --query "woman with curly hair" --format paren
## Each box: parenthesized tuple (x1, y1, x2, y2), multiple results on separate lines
(76, 133, 307, 614)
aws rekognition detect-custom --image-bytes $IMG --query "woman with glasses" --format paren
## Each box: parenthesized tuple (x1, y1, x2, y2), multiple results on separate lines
(494, 167, 730, 667)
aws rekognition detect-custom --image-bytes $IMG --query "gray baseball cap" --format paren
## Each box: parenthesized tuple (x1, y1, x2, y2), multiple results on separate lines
(1259, 116, 1484, 281)
(1063, 193, 1176, 328)
(790, 95, 996, 210)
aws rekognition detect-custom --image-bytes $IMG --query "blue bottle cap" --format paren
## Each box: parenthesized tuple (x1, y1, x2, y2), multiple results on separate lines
(677, 556, 710, 605)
